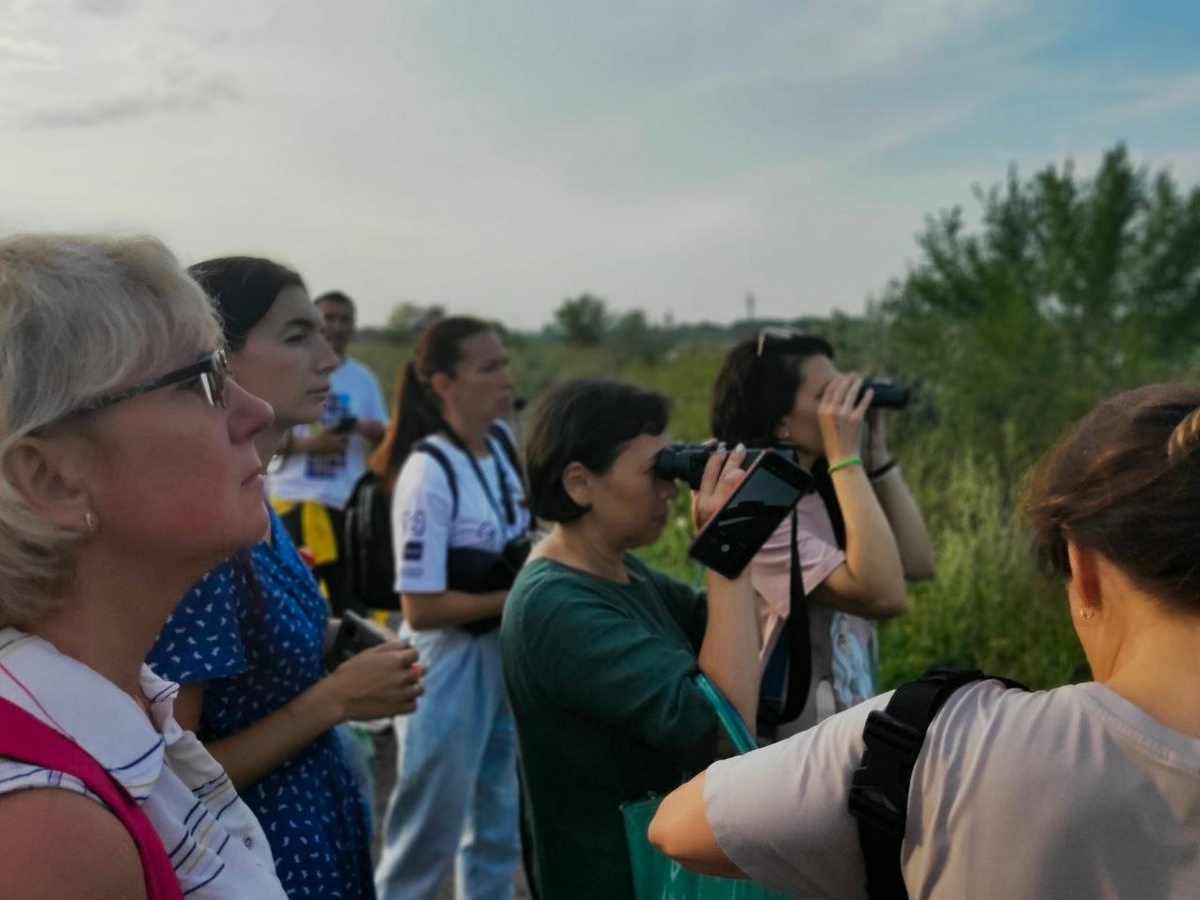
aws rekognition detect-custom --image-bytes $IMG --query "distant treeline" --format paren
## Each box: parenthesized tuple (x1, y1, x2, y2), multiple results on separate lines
(354, 145, 1200, 690)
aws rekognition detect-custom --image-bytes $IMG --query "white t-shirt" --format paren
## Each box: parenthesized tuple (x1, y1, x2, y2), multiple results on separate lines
(390, 426, 529, 594)
(704, 679, 1200, 899)
(752, 492, 877, 734)
(0, 627, 286, 899)
(267, 357, 388, 509)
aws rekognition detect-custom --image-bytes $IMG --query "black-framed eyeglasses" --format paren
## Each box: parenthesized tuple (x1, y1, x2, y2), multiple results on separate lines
(65, 349, 230, 420)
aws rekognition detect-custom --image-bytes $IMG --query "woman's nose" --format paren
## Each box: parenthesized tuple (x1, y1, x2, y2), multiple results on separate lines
(226, 378, 274, 441)
(316, 335, 340, 374)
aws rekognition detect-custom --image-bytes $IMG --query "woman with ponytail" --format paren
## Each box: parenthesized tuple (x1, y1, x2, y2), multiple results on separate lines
(373, 317, 529, 900)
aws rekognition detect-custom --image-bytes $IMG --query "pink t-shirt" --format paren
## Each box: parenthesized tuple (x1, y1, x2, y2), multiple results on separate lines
(749, 492, 877, 735)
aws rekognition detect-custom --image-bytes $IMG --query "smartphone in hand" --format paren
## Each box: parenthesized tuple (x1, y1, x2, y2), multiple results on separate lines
(687, 450, 813, 579)
(324, 610, 388, 671)
(332, 415, 358, 435)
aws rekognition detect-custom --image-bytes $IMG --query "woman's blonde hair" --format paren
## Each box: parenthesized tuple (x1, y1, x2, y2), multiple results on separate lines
(0, 233, 221, 625)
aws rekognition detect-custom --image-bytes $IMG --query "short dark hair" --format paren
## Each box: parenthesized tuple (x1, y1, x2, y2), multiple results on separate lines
(711, 332, 834, 445)
(1022, 383, 1200, 613)
(525, 379, 670, 523)
(314, 290, 354, 311)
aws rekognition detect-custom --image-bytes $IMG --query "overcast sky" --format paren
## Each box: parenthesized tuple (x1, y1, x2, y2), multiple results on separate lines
(3, 1, 1199, 329)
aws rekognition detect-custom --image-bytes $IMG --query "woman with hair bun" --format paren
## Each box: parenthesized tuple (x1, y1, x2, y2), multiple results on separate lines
(652, 383, 1200, 899)
(147, 257, 423, 899)
(373, 316, 530, 900)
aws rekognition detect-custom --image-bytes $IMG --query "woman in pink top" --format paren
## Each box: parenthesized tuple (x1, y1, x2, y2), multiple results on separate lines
(710, 331, 935, 738)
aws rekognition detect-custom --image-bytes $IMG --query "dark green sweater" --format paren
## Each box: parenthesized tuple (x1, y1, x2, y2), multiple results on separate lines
(500, 555, 720, 900)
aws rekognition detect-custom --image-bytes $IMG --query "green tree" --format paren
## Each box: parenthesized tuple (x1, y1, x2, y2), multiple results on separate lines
(611, 309, 672, 362)
(879, 144, 1200, 476)
(385, 302, 444, 341)
(554, 293, 610, 346)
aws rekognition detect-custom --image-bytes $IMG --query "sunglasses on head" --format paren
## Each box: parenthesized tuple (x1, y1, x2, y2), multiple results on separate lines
(61, 348, 230, 421)
(755, 328, 809, 359)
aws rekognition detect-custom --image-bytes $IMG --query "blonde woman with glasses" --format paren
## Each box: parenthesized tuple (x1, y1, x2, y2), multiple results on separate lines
(0, 233, 287, 898)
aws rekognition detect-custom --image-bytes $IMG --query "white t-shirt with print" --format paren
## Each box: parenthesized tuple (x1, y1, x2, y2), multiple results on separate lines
(390, 427, 529, 594)
(267, 357, 388, 509)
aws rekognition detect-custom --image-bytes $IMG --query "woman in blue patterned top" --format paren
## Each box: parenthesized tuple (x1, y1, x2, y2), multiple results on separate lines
(148, 257, 424, 899)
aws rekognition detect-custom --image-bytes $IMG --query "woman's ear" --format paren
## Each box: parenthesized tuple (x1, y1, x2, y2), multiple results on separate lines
(428, 371, 454, 408)
(1, 436, 93, 534)
(1066, 540, 1102, 621)
(561, 461, 592, 508)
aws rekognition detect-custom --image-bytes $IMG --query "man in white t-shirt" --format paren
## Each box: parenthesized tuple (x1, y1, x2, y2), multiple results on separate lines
(267, 291, 388, 615)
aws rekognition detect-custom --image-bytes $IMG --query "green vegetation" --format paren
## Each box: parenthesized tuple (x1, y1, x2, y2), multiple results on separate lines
(355, 145, 1200, 691)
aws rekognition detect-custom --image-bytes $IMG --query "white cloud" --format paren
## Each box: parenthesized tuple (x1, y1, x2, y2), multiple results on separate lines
(0, 1, 1195, 329)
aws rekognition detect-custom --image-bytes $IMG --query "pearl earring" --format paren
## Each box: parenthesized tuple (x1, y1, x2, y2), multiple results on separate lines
(1077, 606, 1093, 621)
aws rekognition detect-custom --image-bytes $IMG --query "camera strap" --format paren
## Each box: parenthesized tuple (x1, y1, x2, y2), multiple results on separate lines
(439, 427, 517, 527)
(757, 509, 812, 736)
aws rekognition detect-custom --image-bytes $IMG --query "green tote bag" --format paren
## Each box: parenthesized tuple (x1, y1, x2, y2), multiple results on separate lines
(619, 675, 792, 900)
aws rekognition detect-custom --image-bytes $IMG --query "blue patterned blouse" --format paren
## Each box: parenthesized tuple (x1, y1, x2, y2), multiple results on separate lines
(148, 508, 374, 899)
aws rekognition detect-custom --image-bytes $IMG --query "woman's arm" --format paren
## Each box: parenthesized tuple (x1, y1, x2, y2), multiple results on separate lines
(812, 376, 907, 618)
(0, 789, 147, 900)
(174, 641, 422, 790)
(648, 772, 746, 879)
(870, 469, 935, 579)
(401, 589, 507, 630)
(863, 411, 935, 579)
(692, 447, 763, 729)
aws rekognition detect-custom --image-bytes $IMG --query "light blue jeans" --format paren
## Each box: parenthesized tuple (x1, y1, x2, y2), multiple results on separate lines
(375, 627, 520, 900)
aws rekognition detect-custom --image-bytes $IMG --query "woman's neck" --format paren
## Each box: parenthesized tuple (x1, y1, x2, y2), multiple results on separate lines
(441, 410, 492, 457)
(539, 524, 630, 583)
(25, 549, 203, 711)
(1099, 603, 1200, 739)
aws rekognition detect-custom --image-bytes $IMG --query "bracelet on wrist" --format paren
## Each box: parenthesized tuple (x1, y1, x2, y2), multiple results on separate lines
(827, 455, 863, 474)
(868, 459, 898, 481)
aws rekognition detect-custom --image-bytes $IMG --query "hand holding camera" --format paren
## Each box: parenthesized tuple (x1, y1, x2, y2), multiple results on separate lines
(819, 374, 874, 464)
(691, 443, 748, 531)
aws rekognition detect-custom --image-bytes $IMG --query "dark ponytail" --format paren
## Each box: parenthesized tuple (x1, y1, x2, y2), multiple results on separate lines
(371, 316, 493, 492)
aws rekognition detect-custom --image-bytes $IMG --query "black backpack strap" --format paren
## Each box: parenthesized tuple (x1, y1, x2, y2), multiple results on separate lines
(850, 668, 1028, 900)
(488, 422, 522, 476)
(413, 440, 459, 520)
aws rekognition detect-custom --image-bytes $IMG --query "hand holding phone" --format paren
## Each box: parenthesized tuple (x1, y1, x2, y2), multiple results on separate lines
(324, 610, 389, 671)
(688, 450, 813, 579)
(332, 415, 358, 435)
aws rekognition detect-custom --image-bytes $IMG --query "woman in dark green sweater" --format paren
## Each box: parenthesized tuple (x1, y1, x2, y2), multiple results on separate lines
(499, 379, 760, 899)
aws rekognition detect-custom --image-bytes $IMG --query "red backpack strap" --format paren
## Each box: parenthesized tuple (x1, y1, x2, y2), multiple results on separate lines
(0, 697, 184, 900)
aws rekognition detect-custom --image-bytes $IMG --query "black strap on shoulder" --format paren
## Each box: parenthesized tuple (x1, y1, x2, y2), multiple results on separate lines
(757, 510, 812, 737)
(413, 439, 458, 520)
(488, 422, 522, 476)
(850, 668, 1028, 900)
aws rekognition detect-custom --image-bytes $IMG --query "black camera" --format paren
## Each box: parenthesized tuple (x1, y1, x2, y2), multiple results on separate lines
(654, 444, 799, 491)
(858, 377, 909, 410)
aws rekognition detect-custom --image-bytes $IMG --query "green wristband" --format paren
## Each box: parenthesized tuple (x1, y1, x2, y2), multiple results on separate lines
(827, 455, 863, 474)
